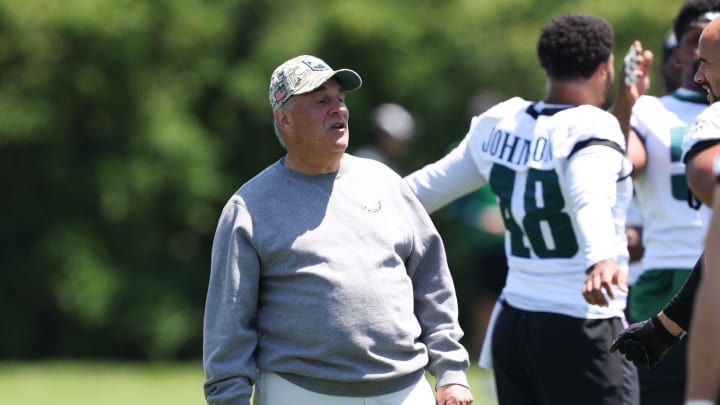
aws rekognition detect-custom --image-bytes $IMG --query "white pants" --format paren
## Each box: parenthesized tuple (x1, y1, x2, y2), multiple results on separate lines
(253, 372, 436, 405)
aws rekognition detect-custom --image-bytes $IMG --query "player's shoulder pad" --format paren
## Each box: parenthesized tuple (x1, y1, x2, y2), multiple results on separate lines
(468, 97, 531, 132)
(632, 95, 664, 116)
(689, 102, 720, 137)
(635, 94, 662, 109)
(551, 105, 624, 159)
(475, 97, 530, 118)
(681, 102, 720, 162)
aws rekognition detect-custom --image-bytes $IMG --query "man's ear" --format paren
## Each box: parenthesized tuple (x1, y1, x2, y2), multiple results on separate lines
(595, 61, 609, 80)
(672, 46, 681, 68)
(275, 109, 292, 132)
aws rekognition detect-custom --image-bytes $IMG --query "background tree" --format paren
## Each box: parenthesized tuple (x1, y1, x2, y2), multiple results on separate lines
(0, 0, 679, 359)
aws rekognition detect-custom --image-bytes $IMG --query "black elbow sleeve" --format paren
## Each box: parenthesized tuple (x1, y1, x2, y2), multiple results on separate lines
(662, 254, 702, 331)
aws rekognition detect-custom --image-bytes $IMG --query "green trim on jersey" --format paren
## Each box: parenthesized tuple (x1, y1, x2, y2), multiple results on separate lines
(629, 268, 692, 321)
(669, 90, 709, 104)
(669, 126, 690, 201)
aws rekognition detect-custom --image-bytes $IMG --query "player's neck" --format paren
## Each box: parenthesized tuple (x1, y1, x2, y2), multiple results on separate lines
(545, 81, 603, 107)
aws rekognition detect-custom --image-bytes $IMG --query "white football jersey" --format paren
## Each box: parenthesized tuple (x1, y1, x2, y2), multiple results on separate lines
(406, 97, 633, 319)
(682, 101, 720, 161)
(626, 196, 644, 285)
(630, 92, 710, 272)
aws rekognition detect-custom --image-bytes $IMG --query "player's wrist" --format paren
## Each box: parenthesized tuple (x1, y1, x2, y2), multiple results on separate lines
(656, 312, 685, 338)
(650, 315, 681, 344)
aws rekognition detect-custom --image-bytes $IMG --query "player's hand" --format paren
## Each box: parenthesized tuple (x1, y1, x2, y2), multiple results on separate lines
(582, 258, 627, 307)
(609, 316, 680, 368)
(436, 383, 473, 405)
(619, 40, 654, 103)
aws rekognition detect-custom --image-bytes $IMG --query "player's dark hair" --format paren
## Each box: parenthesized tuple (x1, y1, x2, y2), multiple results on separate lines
(673, 0, 720, 42)
(537, 14, 613, 81)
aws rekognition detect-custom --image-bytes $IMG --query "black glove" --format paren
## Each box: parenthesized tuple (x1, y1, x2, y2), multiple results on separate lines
(609, 316, 681, 368)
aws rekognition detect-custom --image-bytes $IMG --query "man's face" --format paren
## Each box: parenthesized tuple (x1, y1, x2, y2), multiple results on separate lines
(676, 26, 705, 90)
(661, 52, 682, 94)
(284, 78, 350, 156)
(601, 53, 615, 106)
(695, 27, 720, 103)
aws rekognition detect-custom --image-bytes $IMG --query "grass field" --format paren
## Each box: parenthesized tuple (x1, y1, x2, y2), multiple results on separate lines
(0, 361, 498, 404)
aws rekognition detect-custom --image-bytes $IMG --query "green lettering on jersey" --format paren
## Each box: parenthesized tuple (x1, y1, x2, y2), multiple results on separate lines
(490, 164, 579, 259)
(669, 126, 689, 201)
(490, 165, 531, 258)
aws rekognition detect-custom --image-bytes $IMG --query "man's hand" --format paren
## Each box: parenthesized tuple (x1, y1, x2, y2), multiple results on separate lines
(609, 316, 681, 368)
(611, 40, 653, 140)
(582, 258, 628, 307)
(436, 383, 473, 405)
(620, 41, 653, 102)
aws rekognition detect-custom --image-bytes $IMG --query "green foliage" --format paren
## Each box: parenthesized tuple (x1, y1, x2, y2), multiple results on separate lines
(0, 0, 681, 359)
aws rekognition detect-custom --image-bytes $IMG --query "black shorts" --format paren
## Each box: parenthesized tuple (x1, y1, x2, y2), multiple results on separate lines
(636, 336, 686, 405)
(491, 301, 639, 405)
(635, 335, 720, 404)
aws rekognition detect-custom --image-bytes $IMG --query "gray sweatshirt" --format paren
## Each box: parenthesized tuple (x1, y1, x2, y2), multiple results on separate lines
(203, 154, 469, 405)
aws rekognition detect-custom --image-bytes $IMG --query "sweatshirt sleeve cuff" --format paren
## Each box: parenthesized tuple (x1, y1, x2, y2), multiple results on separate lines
(434, 368, 469, 390)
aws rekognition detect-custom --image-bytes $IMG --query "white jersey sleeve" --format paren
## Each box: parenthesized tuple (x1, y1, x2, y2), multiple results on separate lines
(404, 124, 487, 214)
(551, 106, 633, 270)
(404, 97, 530, 213)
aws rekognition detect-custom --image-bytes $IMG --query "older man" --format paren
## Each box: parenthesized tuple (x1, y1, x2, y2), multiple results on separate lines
(202, 54, 472, 405)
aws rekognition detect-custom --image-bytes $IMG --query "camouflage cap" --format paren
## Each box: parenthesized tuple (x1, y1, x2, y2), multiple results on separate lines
(269, 55, 362, 109)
